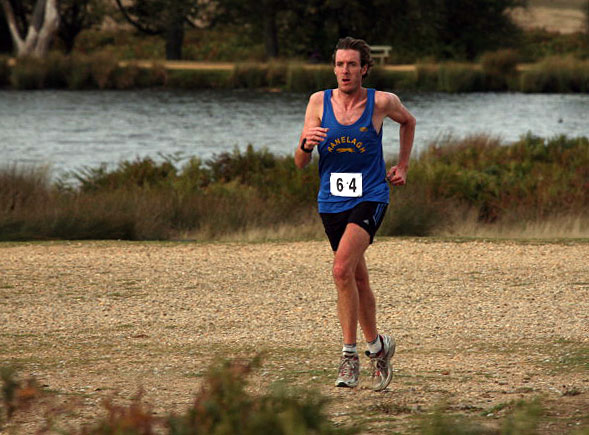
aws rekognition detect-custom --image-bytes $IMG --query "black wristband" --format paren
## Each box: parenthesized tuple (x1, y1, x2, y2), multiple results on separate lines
(300, 138, 312, 153)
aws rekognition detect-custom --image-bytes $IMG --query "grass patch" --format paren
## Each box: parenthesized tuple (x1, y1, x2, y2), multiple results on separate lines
(554, 347, 589, 372)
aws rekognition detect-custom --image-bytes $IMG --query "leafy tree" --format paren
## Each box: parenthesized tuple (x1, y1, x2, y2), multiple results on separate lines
(1, 0, 107, 56)
(214, 0, 526, 62)
(211, 0, 291, 58)
(437, 0, 527, 59)
(58, 0, 106, 53)
(114, 0, 201, 60)
(1, 0, 59, 57)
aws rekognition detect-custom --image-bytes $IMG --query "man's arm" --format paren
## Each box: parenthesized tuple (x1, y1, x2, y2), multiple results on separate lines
(375, 92, 416, 185)
(294, 92, 328, 169)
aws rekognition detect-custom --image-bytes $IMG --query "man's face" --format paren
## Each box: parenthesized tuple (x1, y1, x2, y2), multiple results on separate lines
(334, 49, 367, 94)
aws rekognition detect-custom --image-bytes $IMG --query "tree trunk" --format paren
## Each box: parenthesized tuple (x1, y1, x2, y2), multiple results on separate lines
(263, 2, 278, 58)
(165, 7, 184, 60)
(1, 0, 59, 57)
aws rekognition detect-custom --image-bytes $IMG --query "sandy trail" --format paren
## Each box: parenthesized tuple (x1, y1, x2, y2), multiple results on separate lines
(1, 239, 587, 432)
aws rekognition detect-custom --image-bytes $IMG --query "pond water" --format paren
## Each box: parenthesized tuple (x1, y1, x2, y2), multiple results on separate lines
(0, 89, 587, 179)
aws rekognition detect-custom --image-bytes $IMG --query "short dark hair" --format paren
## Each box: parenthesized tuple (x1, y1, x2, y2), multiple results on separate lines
(332, 37, 374, 79)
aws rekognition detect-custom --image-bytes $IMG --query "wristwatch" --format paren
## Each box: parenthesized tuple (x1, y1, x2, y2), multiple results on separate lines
(300, 138, 312, 153)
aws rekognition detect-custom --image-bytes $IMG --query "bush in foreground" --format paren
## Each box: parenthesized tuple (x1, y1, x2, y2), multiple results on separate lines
(1, 363, 562, 434)
(1, 360, 353, 434)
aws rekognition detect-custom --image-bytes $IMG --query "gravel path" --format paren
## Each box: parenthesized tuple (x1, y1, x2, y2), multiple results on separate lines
(1, 239, 587, 433)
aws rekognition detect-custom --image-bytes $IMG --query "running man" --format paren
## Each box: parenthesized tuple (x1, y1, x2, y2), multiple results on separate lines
(294, 37, 416, 390)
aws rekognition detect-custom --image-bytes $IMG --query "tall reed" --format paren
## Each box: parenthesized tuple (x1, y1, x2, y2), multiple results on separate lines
(4, 54, 589, 92)
(437, 62, 484, 92)
(480, 49, 519, 90)
(520, 56, 589, 93)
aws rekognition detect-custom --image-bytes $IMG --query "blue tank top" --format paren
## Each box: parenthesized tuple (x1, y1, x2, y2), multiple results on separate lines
(317, 88, 389, 213)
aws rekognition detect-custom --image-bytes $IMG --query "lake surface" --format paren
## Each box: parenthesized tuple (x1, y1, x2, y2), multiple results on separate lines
(1, 89, 587, 179)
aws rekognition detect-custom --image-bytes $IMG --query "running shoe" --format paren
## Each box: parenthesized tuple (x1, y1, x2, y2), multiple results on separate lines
(335, 353, 360, 388)
(365, 334, 396, 391)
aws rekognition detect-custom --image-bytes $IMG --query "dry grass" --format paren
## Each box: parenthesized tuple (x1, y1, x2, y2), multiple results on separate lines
(443, 212, 589, 240)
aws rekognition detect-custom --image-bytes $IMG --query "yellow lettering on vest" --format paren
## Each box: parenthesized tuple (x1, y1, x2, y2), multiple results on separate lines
(334, 138, 341, 145)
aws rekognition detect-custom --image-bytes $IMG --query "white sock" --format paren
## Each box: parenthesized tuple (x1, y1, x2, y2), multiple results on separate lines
(367, 335, 382, 355)
(342, 343, 357, 355)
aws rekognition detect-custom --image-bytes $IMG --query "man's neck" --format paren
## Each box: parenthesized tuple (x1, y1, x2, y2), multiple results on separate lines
(334, 87, 366, 110)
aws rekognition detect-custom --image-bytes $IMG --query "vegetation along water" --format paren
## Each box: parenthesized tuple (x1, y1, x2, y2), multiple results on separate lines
(1, 134, 587, 241)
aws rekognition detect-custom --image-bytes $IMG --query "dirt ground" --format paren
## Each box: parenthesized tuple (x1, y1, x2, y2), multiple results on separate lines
(1, 239, 587, 433)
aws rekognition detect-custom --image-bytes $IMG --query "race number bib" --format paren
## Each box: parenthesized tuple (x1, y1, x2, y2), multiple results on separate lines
(330, 173, 363, 197)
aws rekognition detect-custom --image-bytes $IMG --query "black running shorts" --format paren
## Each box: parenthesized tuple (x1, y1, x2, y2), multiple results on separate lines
(320, 201, 388, 252)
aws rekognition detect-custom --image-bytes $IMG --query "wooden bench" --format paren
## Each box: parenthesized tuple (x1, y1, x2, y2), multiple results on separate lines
(370, 45, 392, 65)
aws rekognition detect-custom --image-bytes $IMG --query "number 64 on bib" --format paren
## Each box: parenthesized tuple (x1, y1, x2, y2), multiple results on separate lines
(330, 173, 363, 197)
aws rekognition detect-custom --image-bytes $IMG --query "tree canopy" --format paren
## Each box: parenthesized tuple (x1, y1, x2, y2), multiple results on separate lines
(1, 0, 529, 61)
(114, 0, 202, 60)
(213, 0, 527, 61)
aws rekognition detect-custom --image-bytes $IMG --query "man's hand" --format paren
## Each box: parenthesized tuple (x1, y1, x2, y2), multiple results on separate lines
(387, 165, 408, 186)
(302, 127, 329, 151)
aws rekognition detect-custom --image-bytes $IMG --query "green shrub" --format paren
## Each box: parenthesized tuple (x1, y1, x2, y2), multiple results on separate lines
(520, 57, 589, 93)
(87, 51, 119, 89)
(168, 358, 353, 435)
(311, 66, 336, 90)
(365, 67, 417, 91)
(0, 165, 52, 218)
(437, 62, 484, 92)
(501, 399, 543, 435)
(381, 184, 448, 236)
(10, 56, 46, 89)
(2, 134, 587, 241)
(1, 361, 353, 434)
(266, 61, 288, 88)
(0, 56, 11, 88)
(481, 49, 519, 76)
(286, 65, 334, 92)
(72, 157, 180, 193)
(415, 63, 439, 91)
(480, 49, 520, 90)
(111, 63, 140, 89)
(43, 52, 70, 88)
(232, 63, 269, 88)
(134, 62, 167, 88)
(66, 54, 95, 89)
(285, 65, 311, 92)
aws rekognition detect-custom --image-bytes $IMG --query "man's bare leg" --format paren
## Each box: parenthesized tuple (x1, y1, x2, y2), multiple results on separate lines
(333, 222, 396, 391)
(355, 255, 378, 343)
(332, 223, 370, 345)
